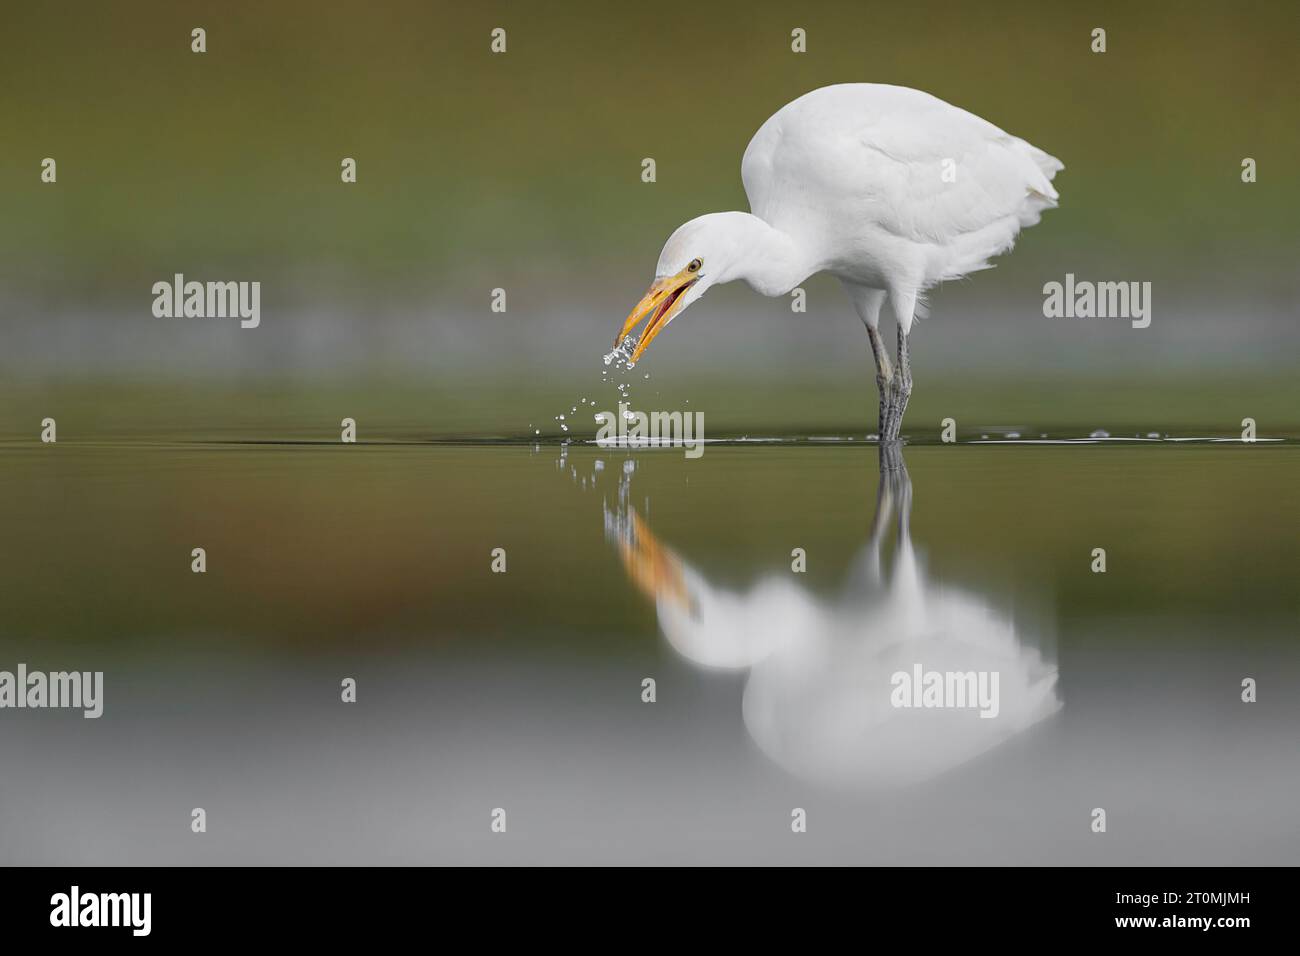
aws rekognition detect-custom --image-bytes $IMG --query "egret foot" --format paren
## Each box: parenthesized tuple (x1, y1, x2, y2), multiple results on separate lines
(881, 326, 913, 441)
(883, 377, 911, 440)
(876, 375, 895, 439)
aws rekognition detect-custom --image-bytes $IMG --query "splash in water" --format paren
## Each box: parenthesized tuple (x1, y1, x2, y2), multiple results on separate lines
(539, 333, 660, 438)
(599, 333, 644, 423)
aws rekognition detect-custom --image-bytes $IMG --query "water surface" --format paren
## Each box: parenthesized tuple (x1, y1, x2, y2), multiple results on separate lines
(0, 439, 1295, 864)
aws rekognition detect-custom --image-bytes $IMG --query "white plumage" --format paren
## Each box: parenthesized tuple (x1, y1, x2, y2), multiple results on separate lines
(615, 83, 1063, 439)
(744, 84, 1062, 294)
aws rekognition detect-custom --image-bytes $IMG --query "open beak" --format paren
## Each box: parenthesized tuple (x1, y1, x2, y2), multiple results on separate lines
(613, 268, 699, 364)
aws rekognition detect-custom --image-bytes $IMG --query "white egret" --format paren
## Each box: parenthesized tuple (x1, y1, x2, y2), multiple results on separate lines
(614, 83, 1063, 439)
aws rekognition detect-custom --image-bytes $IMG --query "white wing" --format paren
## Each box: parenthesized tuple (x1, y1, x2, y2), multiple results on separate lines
(742, 84, 1062, 282)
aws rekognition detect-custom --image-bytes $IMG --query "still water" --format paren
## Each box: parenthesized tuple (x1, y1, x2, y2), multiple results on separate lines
(0, 439, 1296, 864)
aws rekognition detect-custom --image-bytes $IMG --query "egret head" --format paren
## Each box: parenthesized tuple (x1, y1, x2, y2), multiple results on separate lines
(613, 213, 750, 364)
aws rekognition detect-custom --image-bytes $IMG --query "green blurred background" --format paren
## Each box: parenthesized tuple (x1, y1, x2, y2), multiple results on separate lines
(2, 0, 1297, 437)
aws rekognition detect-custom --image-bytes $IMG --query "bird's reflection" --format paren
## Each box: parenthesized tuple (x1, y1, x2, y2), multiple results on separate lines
(605, 443, 1061, 788)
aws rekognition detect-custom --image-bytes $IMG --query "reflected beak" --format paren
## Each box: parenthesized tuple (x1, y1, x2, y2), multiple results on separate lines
(614, 268, 699, 364)
(616, 510, 693, 612)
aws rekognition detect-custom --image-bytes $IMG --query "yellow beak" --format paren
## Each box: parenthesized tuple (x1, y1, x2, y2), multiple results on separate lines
(614, 268, 699, 365)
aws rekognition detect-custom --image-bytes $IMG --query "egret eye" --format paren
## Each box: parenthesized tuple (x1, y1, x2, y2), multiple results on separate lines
(687, 258, 702, 273)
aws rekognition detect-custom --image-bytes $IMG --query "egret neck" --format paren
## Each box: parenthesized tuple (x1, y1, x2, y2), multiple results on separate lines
(711, 212, 815, 297)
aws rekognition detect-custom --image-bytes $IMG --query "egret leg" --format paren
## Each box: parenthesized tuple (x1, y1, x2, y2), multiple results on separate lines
(866, 325, 895, 439)
(881, 329, 912, 440)
(887, 326, 914, 440)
